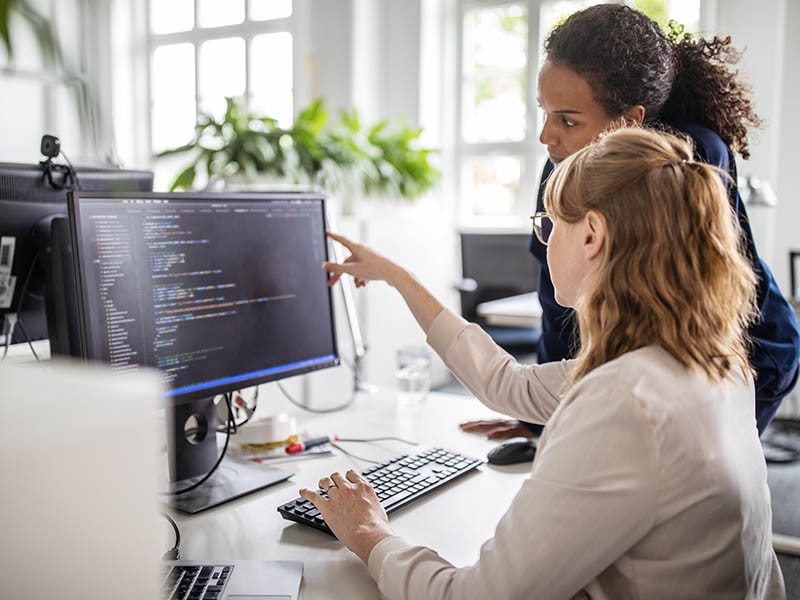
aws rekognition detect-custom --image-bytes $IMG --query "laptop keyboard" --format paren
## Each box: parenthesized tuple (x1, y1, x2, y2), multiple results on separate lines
(161, 564, 233, 600)
(277, 447, 483, 535)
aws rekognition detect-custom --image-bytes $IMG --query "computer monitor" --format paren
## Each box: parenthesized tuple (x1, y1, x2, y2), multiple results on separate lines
(0, 161, 153, 347)
(67, 190, 340, 512)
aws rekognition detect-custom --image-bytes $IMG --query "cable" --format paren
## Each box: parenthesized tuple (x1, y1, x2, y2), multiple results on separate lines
(13, 247, 44, 361)
(328, 436, 419, 464)
(329, 442, 379, 464)
(40, 159, 74, 190)
(15, 320, 39, 361)
(216, 387, 259, 433)
(216, 391, 241, 435)
(276, 379, 357, 414)
(337, 436, 418, 445)
(160, 512, 181, 560)
(15, 247, 42, 311)
(59, 150, 82, 190)
(1, 313, 17, 362)
(163, 393, 234, 496)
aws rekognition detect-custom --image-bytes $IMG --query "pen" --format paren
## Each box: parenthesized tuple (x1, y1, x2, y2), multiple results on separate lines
(286, 434, 338, 454)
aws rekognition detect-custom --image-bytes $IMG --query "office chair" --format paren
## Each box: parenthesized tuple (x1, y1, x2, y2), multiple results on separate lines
(456, 232, 541, 357)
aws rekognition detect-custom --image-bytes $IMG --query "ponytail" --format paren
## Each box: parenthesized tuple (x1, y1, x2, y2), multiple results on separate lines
(660, 25, 762, 159)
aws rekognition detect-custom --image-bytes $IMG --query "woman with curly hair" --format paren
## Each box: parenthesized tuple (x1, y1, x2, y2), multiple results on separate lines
(463, 3, 799, 442)
(308, 127, 784, 598)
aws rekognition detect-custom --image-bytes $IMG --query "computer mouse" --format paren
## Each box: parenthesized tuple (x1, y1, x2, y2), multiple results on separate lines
(486, 439, 537, 465)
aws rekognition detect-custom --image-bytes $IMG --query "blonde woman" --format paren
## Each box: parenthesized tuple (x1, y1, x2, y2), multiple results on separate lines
(303, 128, 784, 599)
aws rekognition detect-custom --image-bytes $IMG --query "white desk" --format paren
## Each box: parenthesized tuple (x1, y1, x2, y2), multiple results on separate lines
(168, 389, 530, 599)
(476, 291, 542, 328)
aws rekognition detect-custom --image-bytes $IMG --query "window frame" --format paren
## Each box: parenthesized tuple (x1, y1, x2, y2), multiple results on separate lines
(146, 0, 298, 158)
(454, 0, 543, 229)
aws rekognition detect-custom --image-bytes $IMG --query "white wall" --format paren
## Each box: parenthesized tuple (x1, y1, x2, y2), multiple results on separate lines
(713, 0, 792, 285)
(295, 0, 422, 124)
(774, 0, 800, 298)
(714, 1, 784, 185)
(310, 0, 458, 389)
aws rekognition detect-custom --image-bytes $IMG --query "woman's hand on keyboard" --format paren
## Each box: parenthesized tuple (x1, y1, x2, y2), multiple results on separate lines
(300, 470, 395, 564)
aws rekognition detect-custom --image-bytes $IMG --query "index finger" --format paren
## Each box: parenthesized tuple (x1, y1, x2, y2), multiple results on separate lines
(299, 488, 327, 510)
(326, 230, 357, 250)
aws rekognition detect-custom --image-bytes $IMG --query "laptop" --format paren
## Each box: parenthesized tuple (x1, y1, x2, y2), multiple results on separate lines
(0, 360, 302, 600)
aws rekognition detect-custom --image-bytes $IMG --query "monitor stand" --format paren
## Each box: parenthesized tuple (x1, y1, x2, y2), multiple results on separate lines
(167, 397, 294, 514)
(168, 456, 293, 514)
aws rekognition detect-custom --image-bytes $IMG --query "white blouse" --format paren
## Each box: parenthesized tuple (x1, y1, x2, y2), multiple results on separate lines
(366, 309, 784, 599)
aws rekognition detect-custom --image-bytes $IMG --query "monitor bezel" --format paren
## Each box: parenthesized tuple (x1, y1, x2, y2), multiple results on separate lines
(68, 190, 340, 404)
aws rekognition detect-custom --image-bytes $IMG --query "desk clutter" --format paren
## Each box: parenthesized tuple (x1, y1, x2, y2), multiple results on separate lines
(278, 447, 483, 534)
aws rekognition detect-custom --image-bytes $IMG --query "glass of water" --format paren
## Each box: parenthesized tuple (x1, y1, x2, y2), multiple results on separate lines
(395, 346, 431, 403)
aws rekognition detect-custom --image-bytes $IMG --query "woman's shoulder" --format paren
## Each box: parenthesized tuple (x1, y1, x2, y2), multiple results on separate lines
(578, 346, 685, 391)
(569, 346, 747, 407)
(569, 346, 753, 427)
(664, 121, 733, 170)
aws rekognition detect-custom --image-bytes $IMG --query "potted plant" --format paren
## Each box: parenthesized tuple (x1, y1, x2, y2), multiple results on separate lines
(157, 97, 441, 205)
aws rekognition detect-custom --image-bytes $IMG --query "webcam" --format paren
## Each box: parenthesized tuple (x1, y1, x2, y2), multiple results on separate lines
(40, 134, 61, 159)
(39, 134, 78, 190)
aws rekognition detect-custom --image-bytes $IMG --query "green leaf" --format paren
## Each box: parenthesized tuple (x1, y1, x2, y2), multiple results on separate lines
(155, 142, 198, 158)
(170, 165, 197, 191)
(0, 0, 12, 58)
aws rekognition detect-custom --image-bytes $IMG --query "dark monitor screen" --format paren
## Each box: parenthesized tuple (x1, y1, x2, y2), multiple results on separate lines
(0, 162, 153, 344)
(68, 191, 340, 404)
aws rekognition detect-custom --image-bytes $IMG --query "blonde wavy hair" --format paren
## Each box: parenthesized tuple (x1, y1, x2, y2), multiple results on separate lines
(544, 127, 757, 386)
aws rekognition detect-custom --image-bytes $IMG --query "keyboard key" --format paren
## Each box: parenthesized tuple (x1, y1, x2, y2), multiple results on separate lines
(381, 489, 413, 507)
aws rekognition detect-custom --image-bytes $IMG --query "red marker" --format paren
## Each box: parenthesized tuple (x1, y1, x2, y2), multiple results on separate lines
(286, 434, 339, 454)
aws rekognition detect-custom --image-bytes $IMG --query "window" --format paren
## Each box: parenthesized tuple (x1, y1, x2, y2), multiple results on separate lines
(454, 0, 703, 226)
(148, 0, 294, 156)
(0, 0, 99, 163)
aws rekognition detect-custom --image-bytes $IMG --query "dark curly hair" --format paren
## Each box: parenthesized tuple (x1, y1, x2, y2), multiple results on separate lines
(544, 4, 762, 158)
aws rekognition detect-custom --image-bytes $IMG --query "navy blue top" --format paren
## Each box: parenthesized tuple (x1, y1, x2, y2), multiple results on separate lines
(529, 122, 800, 433)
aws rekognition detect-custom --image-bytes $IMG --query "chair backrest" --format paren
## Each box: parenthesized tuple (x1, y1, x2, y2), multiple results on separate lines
(458, 232, 539, 323)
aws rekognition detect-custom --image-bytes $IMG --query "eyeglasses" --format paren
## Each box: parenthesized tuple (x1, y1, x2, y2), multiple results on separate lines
(531, 212, 553, 246)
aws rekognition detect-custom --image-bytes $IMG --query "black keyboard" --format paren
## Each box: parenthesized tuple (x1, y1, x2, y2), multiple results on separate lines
(161, 564, 232, 600)
(277, 447, 483, 535)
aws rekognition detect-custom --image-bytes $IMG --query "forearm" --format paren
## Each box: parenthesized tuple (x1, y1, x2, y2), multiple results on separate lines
(426, 310, 565, 422)
(387, 265, 445, 334)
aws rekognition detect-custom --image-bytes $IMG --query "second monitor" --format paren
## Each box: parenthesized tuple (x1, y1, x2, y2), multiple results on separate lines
(67, 191, 340, 512)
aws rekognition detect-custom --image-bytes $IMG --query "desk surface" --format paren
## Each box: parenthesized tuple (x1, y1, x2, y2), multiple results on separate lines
(169, 389, 529, 599)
